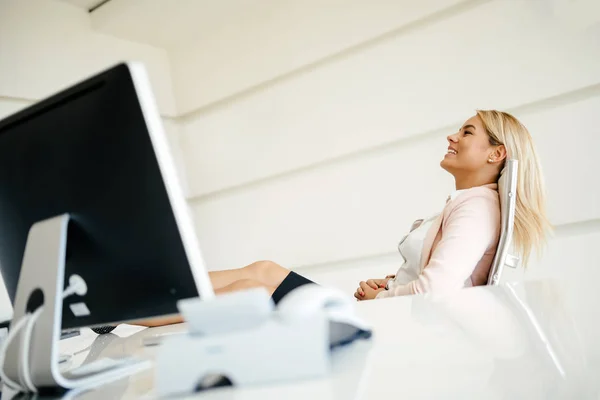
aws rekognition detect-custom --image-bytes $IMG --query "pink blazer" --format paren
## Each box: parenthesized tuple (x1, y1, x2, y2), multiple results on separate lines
(377, 183, 500, 299)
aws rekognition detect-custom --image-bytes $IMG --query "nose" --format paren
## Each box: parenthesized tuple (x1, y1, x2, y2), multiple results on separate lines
(447, 132, 459, 143)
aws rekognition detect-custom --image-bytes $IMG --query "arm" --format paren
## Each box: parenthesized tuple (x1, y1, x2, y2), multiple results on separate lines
(377, 195, 498, 299)
(354, 275, 397, 300)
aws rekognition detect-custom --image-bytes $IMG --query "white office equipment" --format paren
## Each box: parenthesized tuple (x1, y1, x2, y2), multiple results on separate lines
(177, 288, 275, 336)
(156, 285, 372, 398)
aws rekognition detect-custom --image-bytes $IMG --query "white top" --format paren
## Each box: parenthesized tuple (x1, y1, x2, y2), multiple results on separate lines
(390, 189, 467, 288)
(391, 214, 438, 286)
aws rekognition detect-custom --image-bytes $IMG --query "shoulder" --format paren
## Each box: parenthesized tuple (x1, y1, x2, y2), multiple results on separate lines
(441, 186, 500, 245)
(451, 185, 499, 208)
(445, 185, 500, 222)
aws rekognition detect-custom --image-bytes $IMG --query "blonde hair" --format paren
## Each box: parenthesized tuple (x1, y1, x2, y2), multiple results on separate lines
(476, 110, 552, 266)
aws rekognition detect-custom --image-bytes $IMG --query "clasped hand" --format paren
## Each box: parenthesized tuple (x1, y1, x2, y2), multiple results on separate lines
(354, 275, 395, 301)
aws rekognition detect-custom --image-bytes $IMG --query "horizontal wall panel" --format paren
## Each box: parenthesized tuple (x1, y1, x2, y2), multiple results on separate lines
(180, 0, 600, 198)
(519, 96, 600, 226)
(169, 0, 470, 113)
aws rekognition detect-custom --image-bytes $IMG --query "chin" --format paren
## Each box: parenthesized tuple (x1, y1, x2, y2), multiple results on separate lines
(440, 158, 451, 171)
(440, 159, 458, 177)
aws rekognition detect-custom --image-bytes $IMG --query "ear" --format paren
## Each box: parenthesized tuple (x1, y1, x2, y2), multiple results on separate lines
(491, 144, 507, 162)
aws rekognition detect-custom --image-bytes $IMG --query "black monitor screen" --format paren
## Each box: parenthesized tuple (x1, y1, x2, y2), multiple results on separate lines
(0, 64, 199, 329)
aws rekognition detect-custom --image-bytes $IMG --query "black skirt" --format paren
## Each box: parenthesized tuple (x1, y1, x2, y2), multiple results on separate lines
(271, 271, 316, 305)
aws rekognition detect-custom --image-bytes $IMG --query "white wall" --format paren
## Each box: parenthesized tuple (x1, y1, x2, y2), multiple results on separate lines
(171, 0, 600, 295)
(0, 0, 182, 319)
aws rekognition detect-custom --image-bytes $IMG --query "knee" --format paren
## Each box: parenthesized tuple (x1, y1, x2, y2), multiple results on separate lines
(246, 260, 279, 277)
(245, 260, 286, 284)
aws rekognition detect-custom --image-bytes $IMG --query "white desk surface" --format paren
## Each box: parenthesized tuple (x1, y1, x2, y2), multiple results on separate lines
(10, 279, 600, 399)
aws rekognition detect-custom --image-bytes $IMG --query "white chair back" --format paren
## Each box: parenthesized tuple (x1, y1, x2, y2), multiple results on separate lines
(488, 159, 520, 285)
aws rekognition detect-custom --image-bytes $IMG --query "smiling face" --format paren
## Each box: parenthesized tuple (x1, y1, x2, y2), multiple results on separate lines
(440, 115, 501, 178)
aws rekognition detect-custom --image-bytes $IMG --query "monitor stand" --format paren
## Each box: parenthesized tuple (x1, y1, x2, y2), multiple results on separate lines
(2, 214, 150, 394)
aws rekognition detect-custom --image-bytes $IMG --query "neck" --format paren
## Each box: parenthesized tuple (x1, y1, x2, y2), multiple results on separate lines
(454, 172, 497, 190)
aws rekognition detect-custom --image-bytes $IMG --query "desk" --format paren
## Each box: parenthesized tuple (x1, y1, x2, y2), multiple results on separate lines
(10, 279, 600, 399)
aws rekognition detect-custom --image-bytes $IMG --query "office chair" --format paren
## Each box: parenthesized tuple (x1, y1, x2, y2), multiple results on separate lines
(488, 159, 520, 286)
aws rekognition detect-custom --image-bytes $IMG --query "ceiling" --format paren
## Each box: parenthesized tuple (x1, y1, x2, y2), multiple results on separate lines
(57, 0, 600, 53)
(59, 0, 269, 49)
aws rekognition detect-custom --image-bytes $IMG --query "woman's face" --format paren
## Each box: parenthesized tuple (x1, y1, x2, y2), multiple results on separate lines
(441, 115, 495, 174)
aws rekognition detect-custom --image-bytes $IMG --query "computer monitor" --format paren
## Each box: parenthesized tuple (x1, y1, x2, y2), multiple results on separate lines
(0, 62, 214, 330)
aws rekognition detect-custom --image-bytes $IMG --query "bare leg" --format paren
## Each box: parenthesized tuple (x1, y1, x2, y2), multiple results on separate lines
(134, 262, 288, 328)
(214, 279, 276, 296)
(209, 260, 290, 290)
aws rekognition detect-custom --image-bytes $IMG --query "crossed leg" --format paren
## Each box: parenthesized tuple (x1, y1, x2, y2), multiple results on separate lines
(134, 260, 291, 327)
(209, 260, 291, 293)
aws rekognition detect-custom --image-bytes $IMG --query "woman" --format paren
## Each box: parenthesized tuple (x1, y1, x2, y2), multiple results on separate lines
(138, 109, 551, 327)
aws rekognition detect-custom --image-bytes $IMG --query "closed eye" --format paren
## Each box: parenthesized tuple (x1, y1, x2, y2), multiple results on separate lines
(463, 131, 473, 136)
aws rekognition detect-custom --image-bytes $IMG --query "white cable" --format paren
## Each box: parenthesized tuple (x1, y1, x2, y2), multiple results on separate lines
(0, 314, 30, 391)
(0, 274, 86, 393)
(20, 307, 44, 392)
